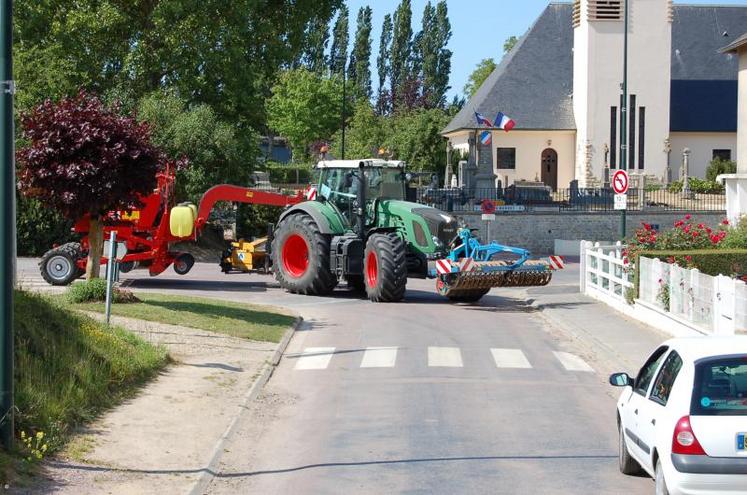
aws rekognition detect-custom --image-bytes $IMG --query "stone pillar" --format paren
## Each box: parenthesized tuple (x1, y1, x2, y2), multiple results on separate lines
(681, 148, 694, 200)
(718, 40, 747, 224)
(445, 141, 453, 187)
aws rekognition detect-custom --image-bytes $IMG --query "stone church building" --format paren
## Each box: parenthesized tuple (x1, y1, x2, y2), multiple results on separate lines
(442, 0, 747, 190)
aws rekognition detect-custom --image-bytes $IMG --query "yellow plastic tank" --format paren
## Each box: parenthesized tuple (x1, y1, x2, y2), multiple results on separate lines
(170, 204, 196, 237)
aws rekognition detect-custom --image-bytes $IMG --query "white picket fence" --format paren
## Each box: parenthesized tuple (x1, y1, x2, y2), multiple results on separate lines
(580, 241, 747, 336)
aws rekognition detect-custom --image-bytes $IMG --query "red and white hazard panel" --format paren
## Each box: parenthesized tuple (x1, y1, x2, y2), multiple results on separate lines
(305, 186, 318, 201)
(436, 259, 454, 275)
(459, 257, 476, 272)
(548, 255, 565, 270)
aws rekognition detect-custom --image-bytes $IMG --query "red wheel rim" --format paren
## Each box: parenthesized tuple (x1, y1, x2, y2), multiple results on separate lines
(366, 251, 378, 288)
(282, 234, 309, 278)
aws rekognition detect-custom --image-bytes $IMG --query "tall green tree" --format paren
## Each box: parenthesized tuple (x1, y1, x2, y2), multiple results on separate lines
(464, 58, 496, 98)
(376, 14, 393, 114)
(303, 16, 331, 74)
(267, 69, 343, 161)
(15, 0, 342, 131)
(137, 91, 257, 202)
(349, 6, 373, 99)
(390, 0, 413, 107)
(330, 5, 349, 75)
(415, 1, 452, 108)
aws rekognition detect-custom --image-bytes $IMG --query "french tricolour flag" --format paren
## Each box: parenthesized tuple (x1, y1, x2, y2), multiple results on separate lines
(495, 112, 516, 132)
(480, 130, 492, 146)
(474, 112, 493, 127)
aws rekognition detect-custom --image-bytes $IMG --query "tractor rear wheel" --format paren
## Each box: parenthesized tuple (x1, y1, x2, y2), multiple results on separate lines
(39, 242, 84, 286)
(272, 214, 337, 295)
(364, 232, 407, 302)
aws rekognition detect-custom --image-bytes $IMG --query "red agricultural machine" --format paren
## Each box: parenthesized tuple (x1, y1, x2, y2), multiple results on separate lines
(39, 166, 304, 285)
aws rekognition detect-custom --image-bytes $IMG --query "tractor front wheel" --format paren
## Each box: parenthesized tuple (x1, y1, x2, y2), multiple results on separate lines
(272, 214, 337, 295)
(364, 233, 407, 302)
(39, 242, 84, 286)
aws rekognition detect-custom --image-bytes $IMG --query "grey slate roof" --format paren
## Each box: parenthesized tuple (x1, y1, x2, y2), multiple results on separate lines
(443, 3, 575, 134)
(444, 3, 747, 135)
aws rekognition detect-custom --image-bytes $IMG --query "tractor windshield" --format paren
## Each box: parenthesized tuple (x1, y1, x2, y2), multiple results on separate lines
(364, 168, 405, 201)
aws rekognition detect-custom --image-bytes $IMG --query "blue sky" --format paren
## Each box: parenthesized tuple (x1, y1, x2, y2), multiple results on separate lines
(343, 0, 747, 101)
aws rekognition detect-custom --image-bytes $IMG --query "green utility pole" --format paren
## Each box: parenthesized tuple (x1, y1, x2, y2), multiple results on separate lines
(0, 0, 14, 449)
(619, 0, 629, 240)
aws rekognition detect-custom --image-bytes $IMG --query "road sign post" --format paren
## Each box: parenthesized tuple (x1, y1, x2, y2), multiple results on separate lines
(612, 170, 629, 240)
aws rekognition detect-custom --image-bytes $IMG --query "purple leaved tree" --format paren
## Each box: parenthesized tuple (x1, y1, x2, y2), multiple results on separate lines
(17, 90, 164, 279)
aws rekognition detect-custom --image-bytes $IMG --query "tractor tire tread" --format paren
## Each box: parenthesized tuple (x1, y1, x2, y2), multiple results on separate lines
(39, 244, 83, 286)
(365, 232, 407, 303)
(273, 214, 337, 296)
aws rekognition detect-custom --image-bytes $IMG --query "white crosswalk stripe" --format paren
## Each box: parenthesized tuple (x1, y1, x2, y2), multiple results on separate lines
(294, 347, 336, 370)
(491, 348, 532, 369)
(427, 346, 463, 367)
(553, 351, 594, 372)
(360, 347, 398, 368)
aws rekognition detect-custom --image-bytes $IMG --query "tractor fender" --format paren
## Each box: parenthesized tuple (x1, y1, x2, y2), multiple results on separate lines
(278, 203, 338, 235)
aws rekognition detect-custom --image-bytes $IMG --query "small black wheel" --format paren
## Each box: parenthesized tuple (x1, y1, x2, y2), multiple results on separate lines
(272, 214, 337, 295)
(619, 421, 642, 475)
(363, 232, 407, 302)
(39, 244, 83, 285)
(173, 253, 195, 275)
(119, 261, 135, 273)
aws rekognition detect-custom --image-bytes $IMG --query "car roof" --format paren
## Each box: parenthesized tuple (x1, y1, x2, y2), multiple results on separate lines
(663, 336, 747, 363)
(315, 159, 405, 169)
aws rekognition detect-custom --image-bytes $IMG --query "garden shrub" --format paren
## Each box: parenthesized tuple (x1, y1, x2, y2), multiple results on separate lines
(66, 279, 139, 304)
(705, 157, 737, 183)
(667, 178, 724, 194)
(638, 249, 747, 278)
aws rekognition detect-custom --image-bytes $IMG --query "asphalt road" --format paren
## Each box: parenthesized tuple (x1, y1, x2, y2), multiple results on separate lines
(19, 258, 652, 494)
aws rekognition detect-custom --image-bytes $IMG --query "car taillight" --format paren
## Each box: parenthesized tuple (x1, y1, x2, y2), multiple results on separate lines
(672, 416, 706, 455)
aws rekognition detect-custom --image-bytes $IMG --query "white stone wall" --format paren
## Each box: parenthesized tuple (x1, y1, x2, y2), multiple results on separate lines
(669, 132, 737, 180)
(573, 0, 672, 184)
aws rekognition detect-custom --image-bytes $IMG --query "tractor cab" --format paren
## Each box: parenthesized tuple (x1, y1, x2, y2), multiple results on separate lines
(315, 159, 407, 228)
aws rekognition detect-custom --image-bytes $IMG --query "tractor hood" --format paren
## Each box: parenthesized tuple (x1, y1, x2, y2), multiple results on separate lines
(376, 200, 458, 255)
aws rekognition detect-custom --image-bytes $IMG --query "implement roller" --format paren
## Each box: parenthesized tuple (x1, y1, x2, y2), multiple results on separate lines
(432, 228, 553, 302)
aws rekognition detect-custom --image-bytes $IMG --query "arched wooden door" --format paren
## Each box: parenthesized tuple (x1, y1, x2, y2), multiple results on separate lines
(541, 148, 558, 191)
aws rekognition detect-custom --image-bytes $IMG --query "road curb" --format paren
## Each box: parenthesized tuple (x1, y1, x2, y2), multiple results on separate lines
(188, 316, 303, 495)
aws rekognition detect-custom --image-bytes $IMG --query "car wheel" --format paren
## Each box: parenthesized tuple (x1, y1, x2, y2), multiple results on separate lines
(618, 421, 642, 475)
(655, 458, 669, 495)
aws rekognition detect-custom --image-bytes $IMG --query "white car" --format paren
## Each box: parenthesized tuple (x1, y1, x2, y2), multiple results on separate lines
(610, 337, 747, 495)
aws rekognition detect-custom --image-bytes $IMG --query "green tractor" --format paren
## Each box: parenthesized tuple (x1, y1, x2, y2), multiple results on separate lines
(271, 159, 553, 303)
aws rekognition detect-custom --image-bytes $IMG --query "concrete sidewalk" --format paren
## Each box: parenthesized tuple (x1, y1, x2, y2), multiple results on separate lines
(25, 313, 298, 495)
(526, 265, 667, 380)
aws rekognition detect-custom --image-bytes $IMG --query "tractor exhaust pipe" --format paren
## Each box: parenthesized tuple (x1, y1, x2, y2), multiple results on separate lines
(355, 162, 366, 238)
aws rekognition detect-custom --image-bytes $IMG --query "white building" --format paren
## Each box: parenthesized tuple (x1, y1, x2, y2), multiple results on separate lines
(443, 1, 747, 190)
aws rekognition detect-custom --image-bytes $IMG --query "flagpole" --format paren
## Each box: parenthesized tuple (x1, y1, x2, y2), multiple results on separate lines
(619, 0, 629, 240)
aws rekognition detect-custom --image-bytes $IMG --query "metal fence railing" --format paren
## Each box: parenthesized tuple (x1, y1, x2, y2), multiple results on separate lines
(414, 187, 726, 213)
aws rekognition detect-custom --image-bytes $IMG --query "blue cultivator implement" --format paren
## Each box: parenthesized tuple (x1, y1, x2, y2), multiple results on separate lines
(430, 228, 553, 302)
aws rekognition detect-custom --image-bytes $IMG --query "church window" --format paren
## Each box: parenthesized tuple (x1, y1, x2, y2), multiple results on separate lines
(496, 148, 516, 170)
(638, 107, 645, 170)
(610, 107, 617, 168)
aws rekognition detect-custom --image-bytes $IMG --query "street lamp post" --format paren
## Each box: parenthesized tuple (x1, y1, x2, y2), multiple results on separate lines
(619, 0, 629, 240)
(0, 0, 14, 449)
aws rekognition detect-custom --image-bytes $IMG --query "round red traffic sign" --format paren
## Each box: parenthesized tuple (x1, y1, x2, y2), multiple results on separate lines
(481, 199, 496, 215)
(612, 170, 629, 195)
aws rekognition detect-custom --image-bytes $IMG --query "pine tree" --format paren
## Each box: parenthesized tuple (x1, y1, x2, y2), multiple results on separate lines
(330, 5, 349, 75)
(303, 17, 330, 74)
(390, 0, 413, 107)
(376, 14, 393, 114)
(432, 1, 452, 108)
(350, 6, 373, 99)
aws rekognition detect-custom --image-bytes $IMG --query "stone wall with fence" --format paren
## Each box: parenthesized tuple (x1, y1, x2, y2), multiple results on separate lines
(456, 211, 725, 255)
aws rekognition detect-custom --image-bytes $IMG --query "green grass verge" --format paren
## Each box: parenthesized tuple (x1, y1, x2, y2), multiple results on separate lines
(71, 293, 295, 343)
(5, 290, 169, 484)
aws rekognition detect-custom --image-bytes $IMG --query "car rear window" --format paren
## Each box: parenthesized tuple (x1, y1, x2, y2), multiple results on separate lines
(691, 356, 747, 416)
